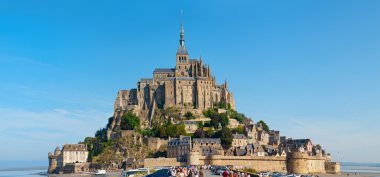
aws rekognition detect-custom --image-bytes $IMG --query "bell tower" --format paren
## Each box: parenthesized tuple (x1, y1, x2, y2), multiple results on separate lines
(176, 16, 189, 77)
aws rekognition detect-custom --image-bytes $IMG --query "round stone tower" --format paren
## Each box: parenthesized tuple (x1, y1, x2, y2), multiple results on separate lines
(48, 152, 57, 174)
(187, 151, 200, 166)
(287, 152, 308, 174)
(54, 146, 61, 157)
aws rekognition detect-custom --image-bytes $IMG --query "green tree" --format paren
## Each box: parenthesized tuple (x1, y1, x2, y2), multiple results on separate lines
(95, 128, 107, 142)
(213, 127, 233, 150)
(205, 129, 214, 138)
(166, 124, 177, 137)
(230, 111, 245, 123)
(219, 113, 229, 127)
(174, 124, 187, 137)
(213, 102, 226, 109)
(235, 125, 244, 134)
(106, 117, 114, 129)
(197, 122, 204, 129)
(121, 112, 140, 130)
(194, 129, 206, 138)
(163, 107, 181, 121)
(210, 116, 220, 129)
(184, 111, 195, 119)
(258, 120, 270, 132)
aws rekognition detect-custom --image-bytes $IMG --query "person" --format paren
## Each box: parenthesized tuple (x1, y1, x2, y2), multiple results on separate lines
(179, 169, 185, 177)
(171, 168, 176, 177)
(199, 168, 203, 177)
(229, 171, 234, 177)
(223, 170, 229, 177)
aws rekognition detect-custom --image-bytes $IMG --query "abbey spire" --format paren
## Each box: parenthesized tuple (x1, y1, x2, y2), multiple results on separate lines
(177, 16, 188, 55)
(175, 15, 189, 76)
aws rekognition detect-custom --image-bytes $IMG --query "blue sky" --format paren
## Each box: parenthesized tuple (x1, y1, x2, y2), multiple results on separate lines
(0, 0, 379, 164)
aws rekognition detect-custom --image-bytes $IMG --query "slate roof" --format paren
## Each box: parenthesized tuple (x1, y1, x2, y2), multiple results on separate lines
(233, 134, 247, 139)
(168, 137, 191, 146)
(62, 144, 87, 151)
(286, 139, 311, 144)
(177, 45, 188, 54)
(189, 59, 198, 63)
(236, 147, 247, 156)
(140, 78, 153, 83)
(177, 77, 195, 81)
(252, 142, 265, 152)
(193, 138, 221, 144)
(154, 68, 175, 74)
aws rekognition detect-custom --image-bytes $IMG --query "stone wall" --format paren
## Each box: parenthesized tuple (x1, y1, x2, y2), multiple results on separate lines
(143, 158, 181, 169)
(287, 152, 326, 174)
(199, 155, 287, 173)
(325, 162, 341, 174)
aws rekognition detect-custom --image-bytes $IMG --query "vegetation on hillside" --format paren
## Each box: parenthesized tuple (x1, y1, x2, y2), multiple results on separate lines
(202, 108, 229, 129)
(121, 111, 140, 130)
(213, 127, 233, 149)
(80, 105, 272, 166)
(258, 120, 270, 132)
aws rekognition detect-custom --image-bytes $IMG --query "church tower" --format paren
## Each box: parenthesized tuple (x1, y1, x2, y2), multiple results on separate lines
(175, 17, 190, 77)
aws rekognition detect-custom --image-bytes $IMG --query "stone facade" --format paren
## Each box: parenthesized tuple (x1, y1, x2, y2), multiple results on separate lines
(48, 144, 89, 174)
(280, 139, 314, 154)
(48, 147, 62, 173)
(167, 136, 191, 162)
(62, 144, 88, 166)
(192, 138, 224, 156)
(232, 134, 248, 148)
(268, 130, 280, 148)
(111, 20, 235, 130)
(287, 152, 326, 174)
(144, 137, 167, 152)
(184, 118, 211, 133)
(143, 158, 181, 169)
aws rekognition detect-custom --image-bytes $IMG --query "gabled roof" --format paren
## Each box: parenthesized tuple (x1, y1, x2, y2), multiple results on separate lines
(193, 138, 221, 144)
(236, 147, 247, 156)
(62, 144, 87, 152)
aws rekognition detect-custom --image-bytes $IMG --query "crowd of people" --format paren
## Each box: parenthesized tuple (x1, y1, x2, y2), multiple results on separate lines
(168, 165, 252, 177)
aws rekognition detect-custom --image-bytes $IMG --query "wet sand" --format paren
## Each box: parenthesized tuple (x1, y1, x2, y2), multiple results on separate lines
(49, 172, 380, 177)
(317, 172, 380, 177)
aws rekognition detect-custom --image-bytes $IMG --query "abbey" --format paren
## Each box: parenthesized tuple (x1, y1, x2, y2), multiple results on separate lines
(111, 20, 235, 129)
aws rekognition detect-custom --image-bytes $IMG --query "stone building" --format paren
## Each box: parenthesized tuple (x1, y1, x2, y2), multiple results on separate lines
(257, 130, 270, 145)
(280, 139, 314, 154)
(192, 138, 224, 156)
(167, 136, 191, 162)
(268, 130, 280, 148)
(183, 118, 211, 133)
(245, 123, 258, 142)
(48, 144, 89, 174)
(232, 134, 248, 148)
(111, 19, 235, 130)
(144, 137, 167, 152)
(62, 144, 88, 166)
(48, 147, 62, 173)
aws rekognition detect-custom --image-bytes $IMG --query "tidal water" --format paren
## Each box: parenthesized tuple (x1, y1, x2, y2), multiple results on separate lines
(341, 162, 380, 174)
(0, 168, 47, 177)
(0, 162, 379, 177)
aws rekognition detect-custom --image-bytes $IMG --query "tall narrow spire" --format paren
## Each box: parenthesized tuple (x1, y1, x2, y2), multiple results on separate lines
(180, 13, 185, 47)
(177, 11, 188, 54)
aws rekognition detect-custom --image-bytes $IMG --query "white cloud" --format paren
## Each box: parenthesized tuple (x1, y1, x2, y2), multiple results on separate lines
(0, 108, 111, 161)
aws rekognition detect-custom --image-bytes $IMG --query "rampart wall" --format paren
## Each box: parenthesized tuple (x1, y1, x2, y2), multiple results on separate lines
(143, 158, 181, 169)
